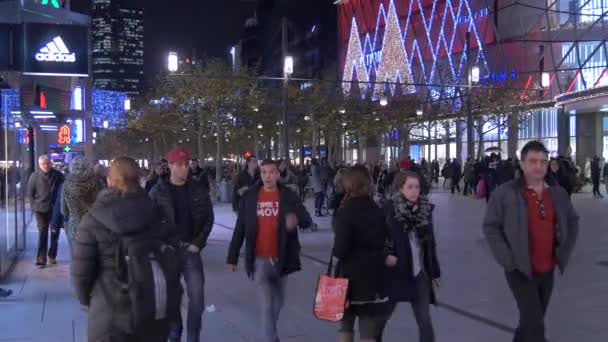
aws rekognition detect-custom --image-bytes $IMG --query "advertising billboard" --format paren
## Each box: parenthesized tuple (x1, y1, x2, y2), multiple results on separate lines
(23, 23, 88, 77)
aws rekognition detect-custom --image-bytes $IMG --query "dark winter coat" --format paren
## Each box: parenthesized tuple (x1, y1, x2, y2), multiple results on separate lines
(227, 184, 312, 279)
(232, 170, 260, 212)
(71, 188, 171, 342)
(333, 196, 389, 303)
(61, 170, 102, 241)
(591, 159, 601, 181)
(149, 178, 214, 249)
(27, 169, 64, 213)
(384, 199, 440, 304)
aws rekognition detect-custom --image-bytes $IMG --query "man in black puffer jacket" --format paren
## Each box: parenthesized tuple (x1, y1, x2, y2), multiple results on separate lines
(150, 148, 214, 342)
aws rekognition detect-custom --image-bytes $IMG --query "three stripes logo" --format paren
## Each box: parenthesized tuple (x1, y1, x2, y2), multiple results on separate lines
(35, 36, 76, 63)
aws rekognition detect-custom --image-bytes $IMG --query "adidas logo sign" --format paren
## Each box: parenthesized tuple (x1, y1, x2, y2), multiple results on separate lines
(35, 36, 76, 63)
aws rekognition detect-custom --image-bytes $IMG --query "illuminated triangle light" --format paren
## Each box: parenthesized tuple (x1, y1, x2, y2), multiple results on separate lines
(373, 0, 415, 98)
(342, 18, 369, 95)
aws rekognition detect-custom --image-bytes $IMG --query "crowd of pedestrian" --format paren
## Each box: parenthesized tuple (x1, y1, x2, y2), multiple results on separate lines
(0, 139, 585, 342)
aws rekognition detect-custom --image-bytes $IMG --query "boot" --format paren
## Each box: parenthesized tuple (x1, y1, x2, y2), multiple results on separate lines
(338, 333, 354, 342)
(35, 256, 46, 267)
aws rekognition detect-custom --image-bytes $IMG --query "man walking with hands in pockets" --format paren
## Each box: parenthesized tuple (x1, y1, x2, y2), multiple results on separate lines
(227, 159, 312, 342)
(483, 141, 579, 342)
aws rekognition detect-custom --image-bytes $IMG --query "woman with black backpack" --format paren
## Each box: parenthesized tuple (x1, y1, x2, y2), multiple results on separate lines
(71, 157, 179, 342)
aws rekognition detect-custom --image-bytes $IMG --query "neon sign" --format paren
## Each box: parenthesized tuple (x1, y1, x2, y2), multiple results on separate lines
(57, 124, 71, 144)
(40, 0, 61, 9)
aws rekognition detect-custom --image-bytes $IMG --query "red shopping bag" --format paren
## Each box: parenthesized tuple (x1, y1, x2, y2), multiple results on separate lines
(313, 257, 349, 322)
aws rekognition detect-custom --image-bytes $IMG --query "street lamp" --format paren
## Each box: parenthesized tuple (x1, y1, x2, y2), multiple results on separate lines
(416, 109, 423, 116)
(541, 72, 551, 88)
(380, 96, 388, 106)
(471, 65, 480, 84)
(282, 56, 294, 160)
(168, 52, 178, 72)
(124, 98, 131, 111)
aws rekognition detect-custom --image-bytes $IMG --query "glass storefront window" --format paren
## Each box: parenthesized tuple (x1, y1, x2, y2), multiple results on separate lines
(0, 89, 28, 278)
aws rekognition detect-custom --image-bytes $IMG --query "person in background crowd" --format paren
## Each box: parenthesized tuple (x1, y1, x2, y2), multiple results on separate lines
(150, 148, 214, 342)
(227, 159, 312, 342)
(190, 158, 210, 190)
(0, 287, 12, 298)
(27, 154, 64, 267)
(591, 156, 603, 198)
(376, 163, 389, 197)
(278, 159, 298, 193)
(431, 160, 440, 185)
(373, 161, 382, 185)
(296, 164, 310, 202)
(311, 158, 325, 217)
(333, 165, 390, 342)
(329, 167, 349, 231)
(232, 156, 260, 212)
(441, 160, 451, 189)
(61, 157, 102, 250)
(400, 155, 413, 171)
(483, 141, 579, 342)
(379, 171, 441, 342)
(462, 158, 475, 196)
(145, 160, 169, 193)
(450, 158, 462, 194)
(71, 157, 172, 342)
(546, 159, 573, 197)
(93, 164, 108, 188)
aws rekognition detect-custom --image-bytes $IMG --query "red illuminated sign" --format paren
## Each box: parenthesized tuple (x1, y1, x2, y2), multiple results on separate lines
(58, 124, 71, 144)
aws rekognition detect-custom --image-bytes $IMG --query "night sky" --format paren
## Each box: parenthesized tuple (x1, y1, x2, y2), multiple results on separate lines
(70, 0, 254, 77)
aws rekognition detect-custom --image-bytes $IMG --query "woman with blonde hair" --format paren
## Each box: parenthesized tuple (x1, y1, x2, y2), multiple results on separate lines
(71, 157, 175, 342)
(332, 165, 390, 342)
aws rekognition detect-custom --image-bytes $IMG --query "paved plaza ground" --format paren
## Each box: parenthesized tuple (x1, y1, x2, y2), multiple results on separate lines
(0, 191, 607, 342)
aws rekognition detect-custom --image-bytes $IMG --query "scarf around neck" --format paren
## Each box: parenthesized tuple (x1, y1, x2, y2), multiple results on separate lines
(390, 193, 432, 241)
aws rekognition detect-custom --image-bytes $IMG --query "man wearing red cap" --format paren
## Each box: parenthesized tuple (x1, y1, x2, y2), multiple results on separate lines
(150, 147, 214, 342)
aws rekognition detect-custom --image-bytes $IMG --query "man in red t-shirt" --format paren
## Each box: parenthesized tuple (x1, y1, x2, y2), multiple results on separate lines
(483, 141, 579, 342)
(227, 159, 312, 342)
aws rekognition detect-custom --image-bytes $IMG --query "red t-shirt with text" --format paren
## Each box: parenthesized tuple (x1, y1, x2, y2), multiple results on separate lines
(256, 189, 280, 257)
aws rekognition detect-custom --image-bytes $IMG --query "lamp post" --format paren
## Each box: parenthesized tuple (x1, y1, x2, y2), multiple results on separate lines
(168, 52, 178, 73)
(282, 55, 293, 160)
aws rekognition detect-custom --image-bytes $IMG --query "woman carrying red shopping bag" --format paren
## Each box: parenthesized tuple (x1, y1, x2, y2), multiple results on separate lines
(331, 165, 391, 342)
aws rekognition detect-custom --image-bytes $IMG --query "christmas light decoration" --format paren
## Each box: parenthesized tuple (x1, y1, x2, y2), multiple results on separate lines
(92, 89, 128, 128)
(373, 0, 415, 98)
(342, 18, 370, 95)
(342, 0, 490, 99)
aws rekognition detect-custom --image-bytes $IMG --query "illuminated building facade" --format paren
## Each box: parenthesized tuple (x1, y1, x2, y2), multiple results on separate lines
(91, 0, 144, 95)
(338, 0, 608, 164)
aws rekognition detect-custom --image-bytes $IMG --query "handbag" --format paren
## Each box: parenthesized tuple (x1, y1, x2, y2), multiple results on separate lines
(313, 255, 349, 322)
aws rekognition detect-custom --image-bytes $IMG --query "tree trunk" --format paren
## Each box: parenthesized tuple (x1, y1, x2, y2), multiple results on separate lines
(477, 129, 485, 160)
(215, 111, 222, 186)
(427, 126, 432, 161)
(198, 128, 205, 162)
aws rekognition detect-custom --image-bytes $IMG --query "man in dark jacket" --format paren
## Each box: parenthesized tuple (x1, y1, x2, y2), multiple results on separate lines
(27, 154, 64, 267)
(232, 156, 260, 212)
(150, 148, 214, 342)
(483, 141, 579, 342)
(227, 159, 312, 342)
(189, 158, 209, 190)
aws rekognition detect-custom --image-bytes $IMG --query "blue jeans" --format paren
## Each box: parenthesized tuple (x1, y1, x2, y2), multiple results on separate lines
(168, 251, 205, 342)
(255, 257, 287, 342)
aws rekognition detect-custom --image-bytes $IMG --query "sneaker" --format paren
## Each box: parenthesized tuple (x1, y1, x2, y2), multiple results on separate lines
(0, 288, 13, 298)
(49, 258, 57, 265)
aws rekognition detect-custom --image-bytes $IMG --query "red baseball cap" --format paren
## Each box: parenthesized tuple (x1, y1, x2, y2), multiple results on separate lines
(167, 147, 191, 164)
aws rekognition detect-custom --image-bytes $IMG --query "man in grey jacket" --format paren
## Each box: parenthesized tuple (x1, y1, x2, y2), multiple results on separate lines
(483, 141, 579, 342)
(27, 154, 64, 267)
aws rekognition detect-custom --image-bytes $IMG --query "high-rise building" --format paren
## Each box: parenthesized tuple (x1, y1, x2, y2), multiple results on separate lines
(91, 0, 144, 95)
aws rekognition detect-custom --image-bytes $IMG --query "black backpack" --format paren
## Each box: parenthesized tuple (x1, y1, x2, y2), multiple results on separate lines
(110, 231, 182, 334)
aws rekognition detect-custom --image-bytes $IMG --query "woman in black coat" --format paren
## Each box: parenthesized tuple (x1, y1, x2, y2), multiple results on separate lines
(333, 165, 390, 342)
(377, 171, 441, 342)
